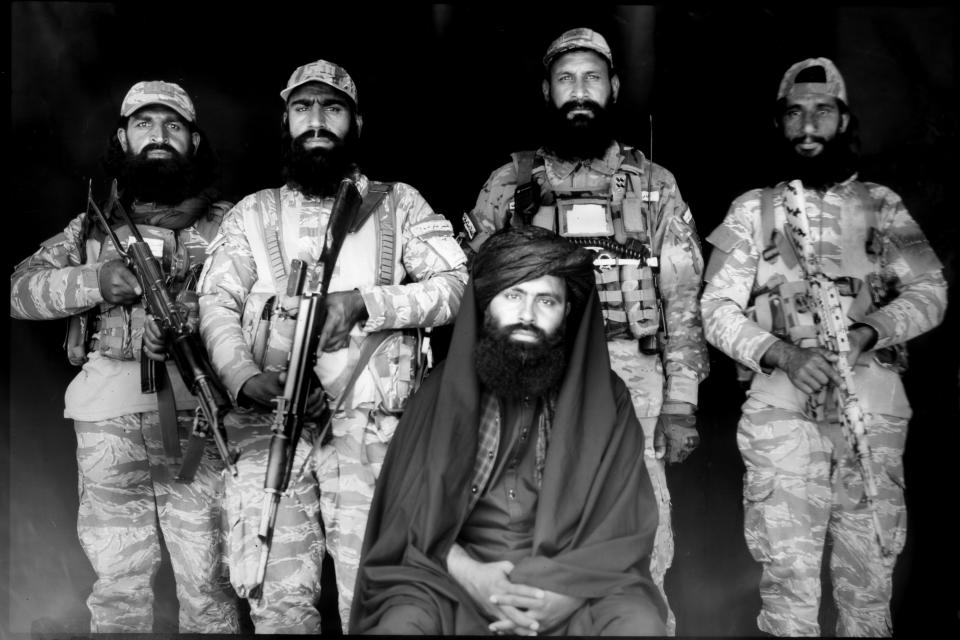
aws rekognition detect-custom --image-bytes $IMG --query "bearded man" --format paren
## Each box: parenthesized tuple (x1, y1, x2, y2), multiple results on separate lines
(700, 58, 947, 636)
(198, 59, 467, 632)
(350, 226, 667, 636)
(459, 28, 708, 634)
(10, 80, 239, 633)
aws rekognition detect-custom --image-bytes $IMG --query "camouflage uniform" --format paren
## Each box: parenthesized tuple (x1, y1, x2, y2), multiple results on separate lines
(701, 179, 947, 636)
(199, 178, 467, 630)
(10, 207, 240, 633)
(465, 142, 709, 634)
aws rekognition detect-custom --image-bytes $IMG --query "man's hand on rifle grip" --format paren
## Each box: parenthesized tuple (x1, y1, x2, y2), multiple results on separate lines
(318, 290, 369, 352)
(239, 371, 327, 419)
(142, 316, 167, 362)
(98, 258, 142, 305)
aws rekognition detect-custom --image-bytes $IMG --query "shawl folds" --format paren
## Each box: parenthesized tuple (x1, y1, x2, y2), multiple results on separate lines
(350, 282, 664, 634)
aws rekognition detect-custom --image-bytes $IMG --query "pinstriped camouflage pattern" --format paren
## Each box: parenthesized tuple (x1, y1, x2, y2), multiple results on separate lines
(220, 409, 325, 633)
(703, 178, 945, 636)
(701, 179, 947, 373)
(199, 176, 464, 632)
(199, 179, 467, 402)
(314, 407, 395, 625)
(608, 340, 675, 635)
(10, 213, 104, 319)
(75, 412, 238, 633)
(738, 397, 906, 636)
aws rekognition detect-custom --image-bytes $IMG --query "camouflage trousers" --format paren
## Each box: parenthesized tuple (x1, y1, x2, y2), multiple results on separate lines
(75, 411, 238, 633)
(607, 340, 676, 636)
(314, 406, 395, 628)
(221, 409, 325, 633)
(738, 397, 908, 637)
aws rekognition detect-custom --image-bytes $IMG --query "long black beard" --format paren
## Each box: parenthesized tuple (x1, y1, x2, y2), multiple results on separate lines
(121, 144, 195, 205)
(776, 129, 859, 190)
(281, 128, 359, 198)
(474, 311, 567, 399)
(543, 98, 616, 162)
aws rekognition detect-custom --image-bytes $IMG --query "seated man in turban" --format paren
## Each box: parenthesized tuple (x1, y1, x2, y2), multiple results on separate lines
(349, 226, 666, 636)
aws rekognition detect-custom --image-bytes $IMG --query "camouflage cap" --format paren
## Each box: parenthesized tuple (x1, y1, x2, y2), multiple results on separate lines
(280, 59, 358, 107)
(777, 57, 848, 104)
(543, 28, 614, 69)
(121, 80, 197, 123)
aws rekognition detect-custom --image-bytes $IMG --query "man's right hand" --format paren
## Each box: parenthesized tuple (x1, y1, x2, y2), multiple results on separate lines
(238, 372, 326, 417)
(763, 341, 842, 395)
(98, 259, 142, 305)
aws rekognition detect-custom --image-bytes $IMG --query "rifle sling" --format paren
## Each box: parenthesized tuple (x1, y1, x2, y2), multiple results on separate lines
(154, 361, 183, 464)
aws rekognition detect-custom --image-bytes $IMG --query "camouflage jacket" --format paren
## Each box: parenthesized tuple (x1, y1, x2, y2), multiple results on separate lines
(198, 176, 468, 405)
(10, 200, 229, 420)
(464, 142, 708, 406)
(701, 177, 947, 376)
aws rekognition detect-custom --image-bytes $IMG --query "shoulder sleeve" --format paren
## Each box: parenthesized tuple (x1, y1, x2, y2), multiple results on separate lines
(10, 213, 105, 319)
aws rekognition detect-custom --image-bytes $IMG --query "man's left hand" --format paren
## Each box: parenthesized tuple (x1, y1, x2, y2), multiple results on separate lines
(317, 290, 369, 352)
(142, 316, 167, 362)
(658, 402, 699, 464)
(488, 588, 585, 635)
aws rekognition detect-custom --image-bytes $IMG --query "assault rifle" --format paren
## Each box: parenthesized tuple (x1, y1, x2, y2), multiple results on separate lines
(782, 179, 890, 556)
(247, 178, 362, 599)
(85, 179, 237, 481)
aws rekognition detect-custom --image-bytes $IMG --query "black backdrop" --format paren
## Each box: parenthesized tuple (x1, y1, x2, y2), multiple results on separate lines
(6, 3, 959, 636)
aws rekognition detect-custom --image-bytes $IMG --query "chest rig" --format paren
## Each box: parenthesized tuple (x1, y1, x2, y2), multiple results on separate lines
(70, 218, 216, 365)
(746, 182, 906, 377)
(508, 148, 665, 352)
(240, 183, 430, 414)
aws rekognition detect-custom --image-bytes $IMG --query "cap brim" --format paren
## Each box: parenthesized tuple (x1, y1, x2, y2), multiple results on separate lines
(279, 79, 356, 106)
(122, 100, 195, 123)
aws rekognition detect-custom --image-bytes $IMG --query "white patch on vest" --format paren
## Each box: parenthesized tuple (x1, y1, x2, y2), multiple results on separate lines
(565, 203, 609, 235)
(137, 237, 165, 258)
(641, 190, 660, 203)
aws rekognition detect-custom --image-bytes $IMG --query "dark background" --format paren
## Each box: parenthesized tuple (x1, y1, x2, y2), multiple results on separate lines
(5, 3, 959, 636)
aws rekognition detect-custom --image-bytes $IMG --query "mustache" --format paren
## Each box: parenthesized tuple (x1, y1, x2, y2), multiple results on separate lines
(294, 129, 342, 146)
(560, 99, 603, 116)
(137, 142, 183, 158)
(790, 134, 828, 145)
(500, 322, 549, 342)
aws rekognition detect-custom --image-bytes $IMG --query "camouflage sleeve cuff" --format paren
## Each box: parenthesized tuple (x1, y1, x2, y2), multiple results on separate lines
(665, 376, 699, 406)
(225, 365, 262, 406)
(358, 286, 386, 332)
(82, 263, 106, 306)
(751, 333, 782, 375)
(860, 312, 897, 351)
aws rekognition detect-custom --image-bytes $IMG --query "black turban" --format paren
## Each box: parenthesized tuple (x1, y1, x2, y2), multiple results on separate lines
(471, 226, 596, 318)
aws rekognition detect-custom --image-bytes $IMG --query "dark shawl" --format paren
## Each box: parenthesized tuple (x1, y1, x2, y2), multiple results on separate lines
(349, 280, 663, 634)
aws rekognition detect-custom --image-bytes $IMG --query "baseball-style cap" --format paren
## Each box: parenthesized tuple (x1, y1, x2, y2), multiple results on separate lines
(121, 80, 197, 123)
(543, 28, 614, 69)
(280, 59, 358, 107)
(777, 57, 848, 104)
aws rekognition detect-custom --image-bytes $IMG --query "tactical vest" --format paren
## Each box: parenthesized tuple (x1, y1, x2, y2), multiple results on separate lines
(746, 182, 906, 372)
(235, 183, 425, 414)
(509, 148, 664, 348)
(67, 208, 224, 365)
